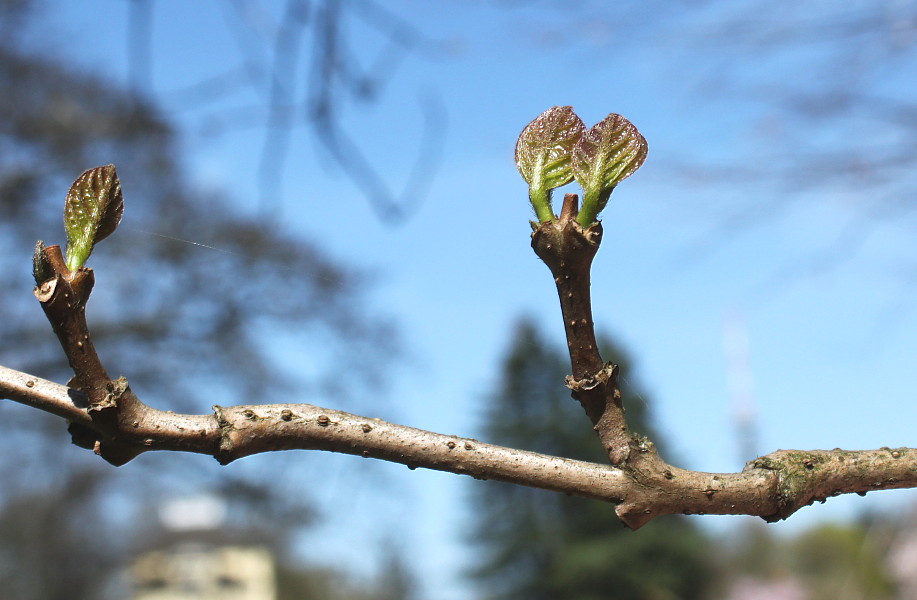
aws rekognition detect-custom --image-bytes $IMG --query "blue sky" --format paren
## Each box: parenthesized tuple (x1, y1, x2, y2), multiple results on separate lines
(32, 1, 917, 597)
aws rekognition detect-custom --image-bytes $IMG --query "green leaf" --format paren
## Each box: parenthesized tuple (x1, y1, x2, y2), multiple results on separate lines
(515, 106, 585, 222)
(64, 165, 124, 271)
(573, 114, 647, 227)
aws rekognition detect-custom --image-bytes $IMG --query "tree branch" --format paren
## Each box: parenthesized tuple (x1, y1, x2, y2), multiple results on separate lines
(3, 363, 916, 529)
(524, 191, 917, 528)
(531, 193, 631, 463)
(8, 164, 917, 531)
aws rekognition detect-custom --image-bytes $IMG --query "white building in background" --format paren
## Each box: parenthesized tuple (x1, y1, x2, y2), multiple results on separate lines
(725, 577, 805, 600)
(131, 542, 276, 600)
(129, 495, 277, 600)
(887, 507, 917, 600)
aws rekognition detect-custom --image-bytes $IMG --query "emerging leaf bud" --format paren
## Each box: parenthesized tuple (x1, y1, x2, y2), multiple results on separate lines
(515, 106, 585, 223)
(32, 240, 53, 284)
(64, 164, 124, 271)
(572, 114, 647, 227)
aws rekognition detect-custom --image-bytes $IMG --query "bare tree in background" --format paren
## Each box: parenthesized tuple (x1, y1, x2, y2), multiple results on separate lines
(510, 1, 917, 288)
(674, 1, 917, 287)
(126, 0, 445, 223)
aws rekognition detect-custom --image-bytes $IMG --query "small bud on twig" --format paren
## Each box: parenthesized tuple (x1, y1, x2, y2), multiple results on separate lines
(32, 240, 53, 285)
(64, 164, 123, 271)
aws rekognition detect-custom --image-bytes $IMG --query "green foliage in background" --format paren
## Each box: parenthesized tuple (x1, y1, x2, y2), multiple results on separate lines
(790, 523, 894, 600)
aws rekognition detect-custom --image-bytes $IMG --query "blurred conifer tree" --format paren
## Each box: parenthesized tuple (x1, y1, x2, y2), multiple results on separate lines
(470, 318, 713, 600)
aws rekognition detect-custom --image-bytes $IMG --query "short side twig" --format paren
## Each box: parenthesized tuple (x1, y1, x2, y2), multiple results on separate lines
(531, 193, 631, 463)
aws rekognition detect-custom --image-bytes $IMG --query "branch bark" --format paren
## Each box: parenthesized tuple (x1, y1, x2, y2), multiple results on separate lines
(5, 184, 916, 530)
(531, 193, 631, 463)
(4, 364, 917, 529)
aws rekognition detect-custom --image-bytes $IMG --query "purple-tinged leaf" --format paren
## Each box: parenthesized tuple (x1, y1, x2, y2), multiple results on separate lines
(515, 106, 585, 222)
(573, 114, 647, 226)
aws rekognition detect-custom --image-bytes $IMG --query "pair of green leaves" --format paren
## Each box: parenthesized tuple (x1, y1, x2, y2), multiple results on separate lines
(515, 106, 647, 227)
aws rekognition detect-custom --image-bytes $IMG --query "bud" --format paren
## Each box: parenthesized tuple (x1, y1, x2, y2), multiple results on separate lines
(32, 240, 52, 284)
(64, 164, 123, 271)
